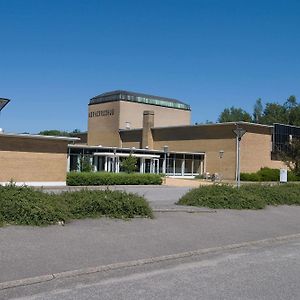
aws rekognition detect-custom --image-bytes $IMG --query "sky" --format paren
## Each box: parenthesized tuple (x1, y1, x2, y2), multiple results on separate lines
(0, 0, 300, 133)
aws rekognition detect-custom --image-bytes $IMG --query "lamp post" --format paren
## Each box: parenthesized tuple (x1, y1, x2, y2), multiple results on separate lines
(233, 126, 246, 188)
(219, 150, 224, 181)
(0, 98, 10, 132)
(113, 147, 117, 173)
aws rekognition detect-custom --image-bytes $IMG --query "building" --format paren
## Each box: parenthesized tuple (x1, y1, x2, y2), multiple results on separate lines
(1, 91, 294, 184)
(69, 90, 288, 179)
(87, 90, 191, 146)
(0, 132, 78, 186)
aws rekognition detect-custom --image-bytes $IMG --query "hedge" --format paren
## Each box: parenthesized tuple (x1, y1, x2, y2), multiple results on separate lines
(0, 185, 153, 226)
(177, 184, 300, 209)
(67, 172, 163, 186)
(240, 167, 300, 182)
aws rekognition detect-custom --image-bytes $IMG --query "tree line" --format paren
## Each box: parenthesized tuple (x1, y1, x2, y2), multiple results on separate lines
(38, 129, 82, 136)
(218, 95, 300, 125)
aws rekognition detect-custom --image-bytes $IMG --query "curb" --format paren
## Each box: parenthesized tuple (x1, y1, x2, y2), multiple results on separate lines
(1, 232, 300, 291)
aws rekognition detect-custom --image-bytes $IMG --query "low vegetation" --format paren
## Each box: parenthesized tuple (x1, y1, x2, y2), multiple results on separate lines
(67, 172, 163, 186)
(240, 167, 300, 182)
(177, 184, 300, 209)
(0, 185, 153, 227)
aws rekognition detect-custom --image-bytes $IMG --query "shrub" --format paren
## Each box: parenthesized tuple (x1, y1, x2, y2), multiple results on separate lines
(240, 167, 300, 182)
(0, 185, 153, 227)
(0, 185, 70, 226)
(177, 184, 300, 209)
(63, 189, 153, 219)
(240, 172, 260, 181)
(257, 168, 279, 181)
(67, 172, 163, 186)
(177, 185, 265, 209)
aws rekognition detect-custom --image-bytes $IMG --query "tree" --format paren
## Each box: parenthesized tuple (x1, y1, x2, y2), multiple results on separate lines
(260, 96, 299, 125)
(279, 138, 300, 176)
(218, 107, 252, 123)
(71, 129, 82, 134)
(121, 155, 137, 173)
(38, 129, 82, 136)
(38, 130, 71, 136)
(253, 98, 263, 123)
(79, 155, 93, 172)
(284, 95, 300, 125)
(260, 103, 287, 125)
(284, 95, 297, 111)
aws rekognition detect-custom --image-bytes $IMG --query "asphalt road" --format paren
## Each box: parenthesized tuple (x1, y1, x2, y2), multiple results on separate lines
(2, 236, 300, 300)
(1, 186, 300, 299)
(1, 205, 300, 284)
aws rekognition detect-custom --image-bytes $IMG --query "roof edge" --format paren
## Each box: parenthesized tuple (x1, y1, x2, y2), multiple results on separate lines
(0, 132, 80, 142)
(119, 121, 273, 132)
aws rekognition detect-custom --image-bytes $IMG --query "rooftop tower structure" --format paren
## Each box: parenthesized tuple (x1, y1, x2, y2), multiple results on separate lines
(88, 90, 191, 146)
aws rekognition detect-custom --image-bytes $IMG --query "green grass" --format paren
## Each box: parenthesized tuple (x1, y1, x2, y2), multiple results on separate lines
(0, 185, 153, 227)
(67, 172, 163, 186)
(177, 184, 300, 209)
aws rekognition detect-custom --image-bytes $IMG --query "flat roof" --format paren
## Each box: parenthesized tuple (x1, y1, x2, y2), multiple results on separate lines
(119, 121, 273, 132)
(69, 144, 204, 155)
(0, 132, 80, 142)
(89, 90, 191, 111)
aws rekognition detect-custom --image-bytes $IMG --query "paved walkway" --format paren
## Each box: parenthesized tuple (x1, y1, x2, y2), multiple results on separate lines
(163, 177, 213, 187)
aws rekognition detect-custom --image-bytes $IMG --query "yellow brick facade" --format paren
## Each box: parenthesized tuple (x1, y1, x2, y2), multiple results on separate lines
(0, 135, 71, 184)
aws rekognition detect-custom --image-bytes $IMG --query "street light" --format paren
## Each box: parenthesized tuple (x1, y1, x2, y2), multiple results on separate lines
(0, 98, 10, 112)
(0, 98, 10, 132)
(233, 126, 246, 188)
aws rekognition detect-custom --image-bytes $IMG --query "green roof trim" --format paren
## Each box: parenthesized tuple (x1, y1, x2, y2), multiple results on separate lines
(89, 90, 191, 111)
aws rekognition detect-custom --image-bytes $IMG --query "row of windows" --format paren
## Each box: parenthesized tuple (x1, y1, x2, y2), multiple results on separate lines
(91, 93, 190, 110)
(273, 123, 300, 152)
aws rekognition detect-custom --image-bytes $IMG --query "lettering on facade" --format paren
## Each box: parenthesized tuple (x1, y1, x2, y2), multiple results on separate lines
(89, 109, 115, 118)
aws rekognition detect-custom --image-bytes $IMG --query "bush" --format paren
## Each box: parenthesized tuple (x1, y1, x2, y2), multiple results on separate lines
(0, 185, 153, 227)
(62, 189, 152, 219)
(177, 184, 300, 210)
(67, 172, 163, 186)
(240, 172, 260, 181)
(240, 167, 300, 182)
(257, 168, 279, 181)
(177, 185, 265, 209)
(0, 185, 70, 226)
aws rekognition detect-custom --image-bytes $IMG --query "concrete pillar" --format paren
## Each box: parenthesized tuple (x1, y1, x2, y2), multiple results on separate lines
(142, 111, 154, 149)
(104, 157, 108, 172)
(67, 155, 70, 172)
(163, 157, 166, 174)
(93, 156, 98, 172)
(191, 159, 194, 176)
(116, 157, 120, 173)
(77, 155, 81, 172)
(181, 158, 185, 176)
(140, 158, 145, 173)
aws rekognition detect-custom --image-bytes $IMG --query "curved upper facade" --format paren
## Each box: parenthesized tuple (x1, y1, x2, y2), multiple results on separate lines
(89, 90, 191, 111)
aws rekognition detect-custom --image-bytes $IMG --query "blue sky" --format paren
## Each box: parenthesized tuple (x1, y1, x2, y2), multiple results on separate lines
(0, 0, 300, 133)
